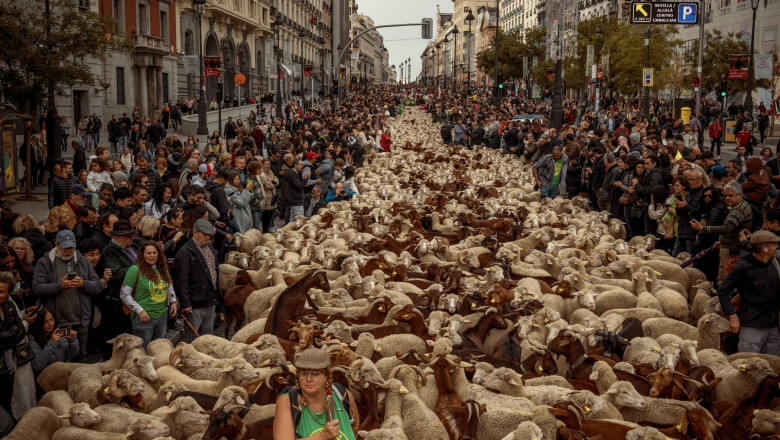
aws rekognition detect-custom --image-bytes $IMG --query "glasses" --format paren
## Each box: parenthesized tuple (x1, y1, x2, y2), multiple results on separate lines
(299, 371, 324, 380)
(703, 194, 713, 199)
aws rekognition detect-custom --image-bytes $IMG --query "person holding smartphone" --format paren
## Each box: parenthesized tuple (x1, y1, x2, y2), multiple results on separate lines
(27, 306, 78, 374)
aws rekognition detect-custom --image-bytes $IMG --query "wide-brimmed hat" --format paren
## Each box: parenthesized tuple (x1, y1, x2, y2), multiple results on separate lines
(750, 230, 780, 246)
(295, 347, 329, 371)
(110, 219, 136, 236)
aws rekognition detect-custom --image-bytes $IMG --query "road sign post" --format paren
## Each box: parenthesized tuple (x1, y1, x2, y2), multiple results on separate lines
(630, 2, 698, 24)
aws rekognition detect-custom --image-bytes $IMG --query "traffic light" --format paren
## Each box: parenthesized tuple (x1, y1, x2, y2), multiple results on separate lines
(498, 72, 504, 89)
(719, 79, 727, 97)
(216, 82, 223, 102)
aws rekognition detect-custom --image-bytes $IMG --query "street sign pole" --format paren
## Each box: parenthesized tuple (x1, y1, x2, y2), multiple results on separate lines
(695, 4, 704, 117)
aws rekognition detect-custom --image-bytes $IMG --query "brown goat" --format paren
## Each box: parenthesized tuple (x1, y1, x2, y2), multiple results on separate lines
(264, 270, 329, 340)
(222, 270, 259, 339)
(201, 411, 273, 440)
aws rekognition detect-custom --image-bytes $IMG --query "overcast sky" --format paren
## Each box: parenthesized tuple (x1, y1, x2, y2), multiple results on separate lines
(356, 1, 453, 82)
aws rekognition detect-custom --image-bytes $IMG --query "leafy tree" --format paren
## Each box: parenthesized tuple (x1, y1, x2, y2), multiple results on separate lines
(0, 0, 132, 157)
(684, 29, 750, 96)
(475, 27, 546, 86)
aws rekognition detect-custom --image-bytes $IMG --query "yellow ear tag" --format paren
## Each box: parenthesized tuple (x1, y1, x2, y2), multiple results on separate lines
(375, 346, 382, 352)
(754, 409, 760, 414)
(103, 387, 110, 393)
(676, 423, 683, 431)
(378, 305, 384, 312)
(538, 365, 543, 372)
(346, 282, 351, 287)
(417, 381, 422, 388)
(471, 302, 477, 307)
(485, 405, 489, 412)
(584, 406, 590, 413)
(392, 319, 398, 325)
(739, 364, 747, 372)
(652, 346, 661, 352)
(491, 298, 496, 303)
(166, 392, 172, 400)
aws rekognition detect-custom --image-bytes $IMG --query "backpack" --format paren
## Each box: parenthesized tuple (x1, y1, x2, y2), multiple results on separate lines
(285, 383, 352, 439)
(440, 124, 450, 139)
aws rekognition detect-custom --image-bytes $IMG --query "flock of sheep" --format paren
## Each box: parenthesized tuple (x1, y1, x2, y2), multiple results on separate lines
(6, 108, 780, 440)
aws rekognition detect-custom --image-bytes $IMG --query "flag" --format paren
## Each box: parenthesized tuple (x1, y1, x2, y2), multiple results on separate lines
(280, 63, 293, 76)
(310, 15, 317, 28)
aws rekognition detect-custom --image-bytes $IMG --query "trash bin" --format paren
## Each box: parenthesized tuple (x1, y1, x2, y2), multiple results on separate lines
(681, 107, 691, 125)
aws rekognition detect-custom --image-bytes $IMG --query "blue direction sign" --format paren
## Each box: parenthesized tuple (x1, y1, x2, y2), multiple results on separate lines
(630, 2, 698, 24)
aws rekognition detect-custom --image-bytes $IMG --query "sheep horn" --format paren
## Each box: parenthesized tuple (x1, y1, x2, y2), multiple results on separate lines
(263, 367, 283, 388)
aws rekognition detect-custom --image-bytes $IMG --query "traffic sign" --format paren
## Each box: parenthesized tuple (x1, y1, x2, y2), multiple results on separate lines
(693, 76, 701, 88)
(643, 68, 654, 87)
(630, 2, 698, 24)
(234, 73, 246, 86)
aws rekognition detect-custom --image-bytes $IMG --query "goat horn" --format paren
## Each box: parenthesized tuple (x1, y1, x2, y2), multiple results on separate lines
(263, 367, 283, 388)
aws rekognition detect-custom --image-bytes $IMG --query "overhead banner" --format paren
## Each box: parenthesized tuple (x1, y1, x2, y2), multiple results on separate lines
(728, 54, 749, 79)
(755, 53, 773, 80)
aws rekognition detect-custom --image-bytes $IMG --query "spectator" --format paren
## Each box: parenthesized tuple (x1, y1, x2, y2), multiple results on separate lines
(315, 150, 335, 193)
(325, 182, 355, 203)
(32, 230, 107, 363)
(247, 161, 266, 231)
(43, 206, 72, 244)
(97, 183, 115, 215)
(174, 219, 219, 343)
(47, 162, 69, 209)
(304, 185, 327, 218)
(132, 156, 160, 196)
(286, 159, 305, 222)
(73, 205, 98, 244)
(532, 145, 567, 199)
(27, 306, 78, 374)
(158, 207, 186, 266)
(129, 185, 149, 212)
(12, 216, 51, 262)
(225, 171, 252, 233)
(691, 180, 754, 281)
(144, 183, 172, 220)
(71, 140, 86, 177)
(96, 220, 137, 359)
(673, 169, 704, 256)
(60, 184, 89, 230)
(259, 158, 279, 233)
(120, 241, 178, 349)
(0, 271, 34, 417)
(716, 230, 780, 355)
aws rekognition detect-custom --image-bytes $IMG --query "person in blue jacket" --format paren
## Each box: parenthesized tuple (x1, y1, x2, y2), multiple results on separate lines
(325, 182, 355, 203)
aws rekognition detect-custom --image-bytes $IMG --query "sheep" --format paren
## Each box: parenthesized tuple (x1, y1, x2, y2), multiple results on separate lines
(751, 409, 780, 434)
(479, 367, 575, 406)
(190, 334, 275, 365)
(155, 357, 261, 396)
(69, 366, 146, 409)
(2, 406, 61, 440)
(499, 421, 544, 440)
(350, 333, 427, 359)
(655, 334, 699, 366)
(38, 390, 102, 428)
(147, 338, 174, 369)
(232, 229, 264, 254)
(625, 426, 667, 440)
(622, 337, 681, 369)
(642, 313, 730, 350)
(711, 357, 775, 401)
(621, 398, 696, 426)
(150, 396, 210, 439)
(89, 404, 172, 439)
(37, 333, 144, 393)
(52, 427, 131, 440)
(592, 289, 637, 316)
(398, 376, 450, 440)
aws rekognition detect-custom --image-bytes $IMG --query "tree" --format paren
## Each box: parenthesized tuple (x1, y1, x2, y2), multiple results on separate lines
(684, 29, 749, 96)
(0, 0, 132, 157)
(475, 27, 546, 86)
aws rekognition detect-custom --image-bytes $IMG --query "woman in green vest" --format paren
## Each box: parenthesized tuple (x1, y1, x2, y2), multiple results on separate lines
(273, 347, 359, 440)
(119, 241, 178, 349)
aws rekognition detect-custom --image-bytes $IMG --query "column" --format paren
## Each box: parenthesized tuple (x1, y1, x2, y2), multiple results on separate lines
(157, 67, 164, 108)
(139, 67, 149, 117)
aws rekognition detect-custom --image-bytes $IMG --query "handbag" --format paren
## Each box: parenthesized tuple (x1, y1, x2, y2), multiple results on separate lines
(121, 268, 142, 316)
(619, 194, 631, 205)
(13, 337, 35, 366)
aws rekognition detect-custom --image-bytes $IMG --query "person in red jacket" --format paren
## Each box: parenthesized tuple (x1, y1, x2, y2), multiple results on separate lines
(736, 123, 754, 157)
(709, 117, 723, 159)
(380, 130, 392, 153)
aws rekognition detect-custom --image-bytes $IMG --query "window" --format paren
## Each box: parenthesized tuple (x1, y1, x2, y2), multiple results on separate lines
(138, 3, 149, 35)
(162, 73, 169, 103)
(234, 0, 242, 11)
(160, 10, 169, 43)
(78, 0, 90, 9)
(184, 30, 194, 55)
(251, 0, 257, 18)
(116, 67, 125, 105)
(764, 28, 776, 42)
(113, 0, 124, 33)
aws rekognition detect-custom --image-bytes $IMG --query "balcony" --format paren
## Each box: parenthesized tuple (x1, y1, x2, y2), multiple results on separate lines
(133, 33, 168, 67)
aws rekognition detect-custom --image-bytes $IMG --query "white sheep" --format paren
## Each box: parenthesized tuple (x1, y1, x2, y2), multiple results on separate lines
(155, 357, 260, 396)
(38, 390, 102, 428)
(150, 396, 209, 439)
(89, 404, 172, 439)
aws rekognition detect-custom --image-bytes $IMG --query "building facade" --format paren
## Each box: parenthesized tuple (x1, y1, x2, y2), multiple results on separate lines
(476, 5, 498, 87)
(348, 12, 385, 84)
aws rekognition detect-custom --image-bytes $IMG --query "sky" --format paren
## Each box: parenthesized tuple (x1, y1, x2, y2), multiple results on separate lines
(356, 1, 453, 82)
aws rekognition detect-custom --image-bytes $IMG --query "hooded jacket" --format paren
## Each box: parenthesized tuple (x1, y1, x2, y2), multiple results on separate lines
(717, 253, 780, 328)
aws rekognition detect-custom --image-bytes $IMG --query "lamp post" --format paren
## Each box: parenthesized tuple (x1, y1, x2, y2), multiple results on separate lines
(443, 35, 450, 88)
(494, 0, 500, 101)
(272, 13, 284, 120)
(465, 8, 475, 95)
(299, 29, 306, 111)
(551, 20, 563, 130)
(594, 23, 602, 113)
(744, 0, 761, 115)
(451, 25, 459, 93)
(319, 37, 325, 97)
(193, 0, 208, 136)
(407, 57, 411, 84)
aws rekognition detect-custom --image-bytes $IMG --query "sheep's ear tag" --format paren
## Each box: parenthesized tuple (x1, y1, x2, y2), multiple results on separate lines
(484, 405, 489, 412)
(584, 406, 590, 413)
(675, 423, 683, 431)
(378, 305, 384, 311)
(471, 302, 477, 307)
(392, 319, 398, 325)
(739, 364, 747, 372)
(652, 346, 661, 352)
(103, 387, 110, 393)
(754, 409, 759, 414)
(375, 346, 382, 352)
(417, 381, 422, 388)
(537, 365, 543, 372)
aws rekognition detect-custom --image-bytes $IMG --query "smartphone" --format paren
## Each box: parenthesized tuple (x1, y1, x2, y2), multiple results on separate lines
(65, 326, 72, 335)
(36, 303, 43, 314)
(672, 163, 680, 175)
(66, 273, 76, 280)
(675, 195, 683, 201)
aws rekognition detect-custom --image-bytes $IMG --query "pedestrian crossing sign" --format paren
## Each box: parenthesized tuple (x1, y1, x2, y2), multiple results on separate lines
(643, 68, 653, 87)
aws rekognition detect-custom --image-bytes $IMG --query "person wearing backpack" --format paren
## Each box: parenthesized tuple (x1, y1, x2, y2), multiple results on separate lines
(273, 346, 358, 440)
(440, 121, 453, 144)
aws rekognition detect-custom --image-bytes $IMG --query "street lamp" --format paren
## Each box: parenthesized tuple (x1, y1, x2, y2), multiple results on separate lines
(451, 25, 459, 93)
(595, 23, 603, 112)
(465, 8, 475, 95)
(272, 13, 284, 120)
(318, 37, 326, 97)
(407, 57, 410, 84)
(744, 0, 762, 115)
(193, 0, 208, 136)
(443, 35, 450, 88)
(551, 21, 563, 130)
(299, 29, 306, 111)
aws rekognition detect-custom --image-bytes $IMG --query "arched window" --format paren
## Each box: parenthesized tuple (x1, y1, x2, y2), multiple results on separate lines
(184, 29, 194, 55)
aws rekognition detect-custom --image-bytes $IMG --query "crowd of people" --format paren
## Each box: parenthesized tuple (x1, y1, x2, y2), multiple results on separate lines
(0, 89, 396, 423)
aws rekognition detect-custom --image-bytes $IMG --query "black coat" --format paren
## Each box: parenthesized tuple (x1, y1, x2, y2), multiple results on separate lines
(203, 181, 230, 222)
(173, 239, 219, 310)
(48, 175, 69, 209)
(676, 186, 703, 240)
(0, 299, 26, 371)
(470, 127, 485, 147)
(21, 229, 52, 262)
(717, 253, 780, 328)
(286, 169, 304, 206)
